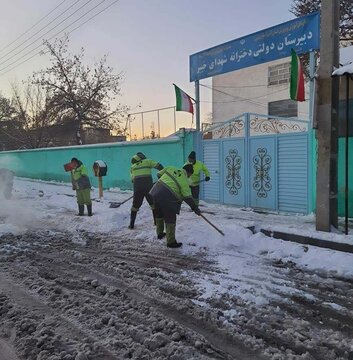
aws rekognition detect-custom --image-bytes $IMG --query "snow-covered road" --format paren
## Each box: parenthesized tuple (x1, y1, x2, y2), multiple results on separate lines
(1, 179, 353, 359)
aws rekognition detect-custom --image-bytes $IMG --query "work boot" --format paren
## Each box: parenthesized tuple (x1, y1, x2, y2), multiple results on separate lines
(77, 205, 84, 216)
(87, 204, 92, 216)
(167, 242, 182, 248)
(156, 218, 165, 239)
(128, 211, 137, 229)
(165, 223, 182, 248)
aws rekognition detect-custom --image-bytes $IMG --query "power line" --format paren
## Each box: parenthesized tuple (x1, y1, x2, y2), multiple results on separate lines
(200, 83, 283, 108)
(202, 87, 289, 104)
(0, 0, 84, 63)
(0, 0, 94, 66)
(0, 0, 69, 54)
(65, 0, 119, 34)
(200, 83, 309, 114)
(212, 83, 270, 89)
(0, 0, 119, 77)
(201, 82, 307, 104)
(0, 0, 120, 77)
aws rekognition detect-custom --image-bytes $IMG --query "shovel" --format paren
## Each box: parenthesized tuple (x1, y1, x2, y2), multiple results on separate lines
(109, 195, 134, 208)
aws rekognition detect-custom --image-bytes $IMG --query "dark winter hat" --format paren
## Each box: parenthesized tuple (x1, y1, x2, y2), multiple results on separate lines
(131, 152, 146, 164)
(183, 164, 194, 175)
(136, 152, 146, 160)
(188, 151, 196, 160)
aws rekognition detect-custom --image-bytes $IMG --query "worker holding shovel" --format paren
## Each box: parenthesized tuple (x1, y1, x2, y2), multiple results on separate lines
(129, 152, 163, 229)
(70, 157, 92, 216)
(185, 151, 210, 206)
(149, 164, 201, 248)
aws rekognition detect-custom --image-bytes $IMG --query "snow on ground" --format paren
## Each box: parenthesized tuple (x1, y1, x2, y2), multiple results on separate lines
(2, 178, 353, 359)
(1, 177, 353, 309)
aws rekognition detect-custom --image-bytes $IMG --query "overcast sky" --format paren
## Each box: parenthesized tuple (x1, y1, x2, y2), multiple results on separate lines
(0, 0, 297, 136)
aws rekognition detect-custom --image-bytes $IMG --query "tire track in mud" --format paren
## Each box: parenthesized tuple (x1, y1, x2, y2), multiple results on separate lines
(0, 233, 265, 360)
(37, 238, 353, 359)
(255, 262, 353, 359)
(2, 231, 353, 359)
(35, 244, 265, 360)
(0, 275, 118, 360)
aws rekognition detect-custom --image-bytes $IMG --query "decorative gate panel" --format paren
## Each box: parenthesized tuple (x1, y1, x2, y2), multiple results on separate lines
(249, 137, 276, 210)
(222, 139, 245, 206)
(201, 113, 309, 214)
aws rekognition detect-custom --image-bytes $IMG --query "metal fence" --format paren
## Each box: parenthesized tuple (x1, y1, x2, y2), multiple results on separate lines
(124, 106, 195, 140)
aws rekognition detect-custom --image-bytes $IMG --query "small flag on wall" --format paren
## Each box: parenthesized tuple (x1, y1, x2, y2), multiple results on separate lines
(174, 84, 194, 114)
(290, 49, 305, 102)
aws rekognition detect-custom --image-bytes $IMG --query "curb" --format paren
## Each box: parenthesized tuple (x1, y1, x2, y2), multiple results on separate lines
(260, 229, 353, 254)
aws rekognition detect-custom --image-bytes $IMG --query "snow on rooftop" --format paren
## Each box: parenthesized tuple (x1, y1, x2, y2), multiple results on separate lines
(332, 62, 353, 76)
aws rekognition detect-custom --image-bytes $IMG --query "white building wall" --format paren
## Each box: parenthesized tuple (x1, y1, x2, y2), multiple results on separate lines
(212, 57, 310, 123)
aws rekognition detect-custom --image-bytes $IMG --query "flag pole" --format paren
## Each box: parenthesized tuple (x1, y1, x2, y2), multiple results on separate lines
(157, 109, 160, 137)
(195, 80, 200, 131)
(174, 106, 177, 132)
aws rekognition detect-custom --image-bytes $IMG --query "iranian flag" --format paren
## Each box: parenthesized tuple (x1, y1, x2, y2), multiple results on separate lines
(290, 49, 305, 102)
(174, 84, 194, 114)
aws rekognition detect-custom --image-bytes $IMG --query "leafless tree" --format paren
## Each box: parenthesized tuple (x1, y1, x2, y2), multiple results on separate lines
(11, 82, 57, 149)
(0, 94, 15, 121)
(290, 0, 353, 45)
(0, 94, 23, 151)
(33, 37, 128, 145)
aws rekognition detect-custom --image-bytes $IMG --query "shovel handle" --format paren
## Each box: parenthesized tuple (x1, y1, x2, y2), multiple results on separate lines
(118, 195, 134, 206)
(200, 214, 225, 236)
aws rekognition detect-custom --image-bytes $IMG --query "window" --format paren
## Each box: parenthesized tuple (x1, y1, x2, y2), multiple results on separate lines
(268, 99, 298, 118)
(268, 62, 290, 86)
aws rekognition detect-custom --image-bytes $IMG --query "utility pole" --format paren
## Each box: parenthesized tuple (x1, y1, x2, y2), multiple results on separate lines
(195, 80, 200, 131)
(316, 0, 340, 231)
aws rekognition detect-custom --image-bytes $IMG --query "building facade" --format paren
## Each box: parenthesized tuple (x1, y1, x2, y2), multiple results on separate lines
(211, 57, 311, 124)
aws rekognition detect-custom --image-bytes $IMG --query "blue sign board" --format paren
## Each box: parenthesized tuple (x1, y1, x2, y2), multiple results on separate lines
(190, 12, 320, 82)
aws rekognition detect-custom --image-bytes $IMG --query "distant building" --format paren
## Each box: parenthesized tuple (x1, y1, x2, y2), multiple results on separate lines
(211, 57, 310, 124)
(0, 120, 126, 151)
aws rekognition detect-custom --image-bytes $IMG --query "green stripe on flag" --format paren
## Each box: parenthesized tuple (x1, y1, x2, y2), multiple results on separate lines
(290, 49, 299, 101)
(175, 86, 182, 111)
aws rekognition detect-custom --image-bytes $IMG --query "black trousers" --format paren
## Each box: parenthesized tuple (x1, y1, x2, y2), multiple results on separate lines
(132, 189, 154, 211)
(190, 185, 200, 200)
(154, 201, 176, 225)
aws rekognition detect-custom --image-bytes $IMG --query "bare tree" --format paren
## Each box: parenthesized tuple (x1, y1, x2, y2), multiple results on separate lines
(33, 37, 128, 145)
(290, 0, 353, 45)
(0, 94, 15, 121)
(11, 82, 57, 149)
(0, 93, 28, 150)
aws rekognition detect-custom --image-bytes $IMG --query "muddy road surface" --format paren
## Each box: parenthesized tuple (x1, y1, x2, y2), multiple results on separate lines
(1, 230, 353, 360)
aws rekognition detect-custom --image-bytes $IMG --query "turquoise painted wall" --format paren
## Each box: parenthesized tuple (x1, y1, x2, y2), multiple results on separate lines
(309, 129, 317, 214)
(0, 130, 196, 190)
(337, 137, 353, 217)
(310, 130, 353, 217)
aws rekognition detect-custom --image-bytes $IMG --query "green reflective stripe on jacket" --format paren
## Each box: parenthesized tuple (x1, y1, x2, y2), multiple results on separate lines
(72, 164, 88, 180)
(184, 160, 210, 186)
(130, 159, 159, 181)
(157, 166, 192, 200)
